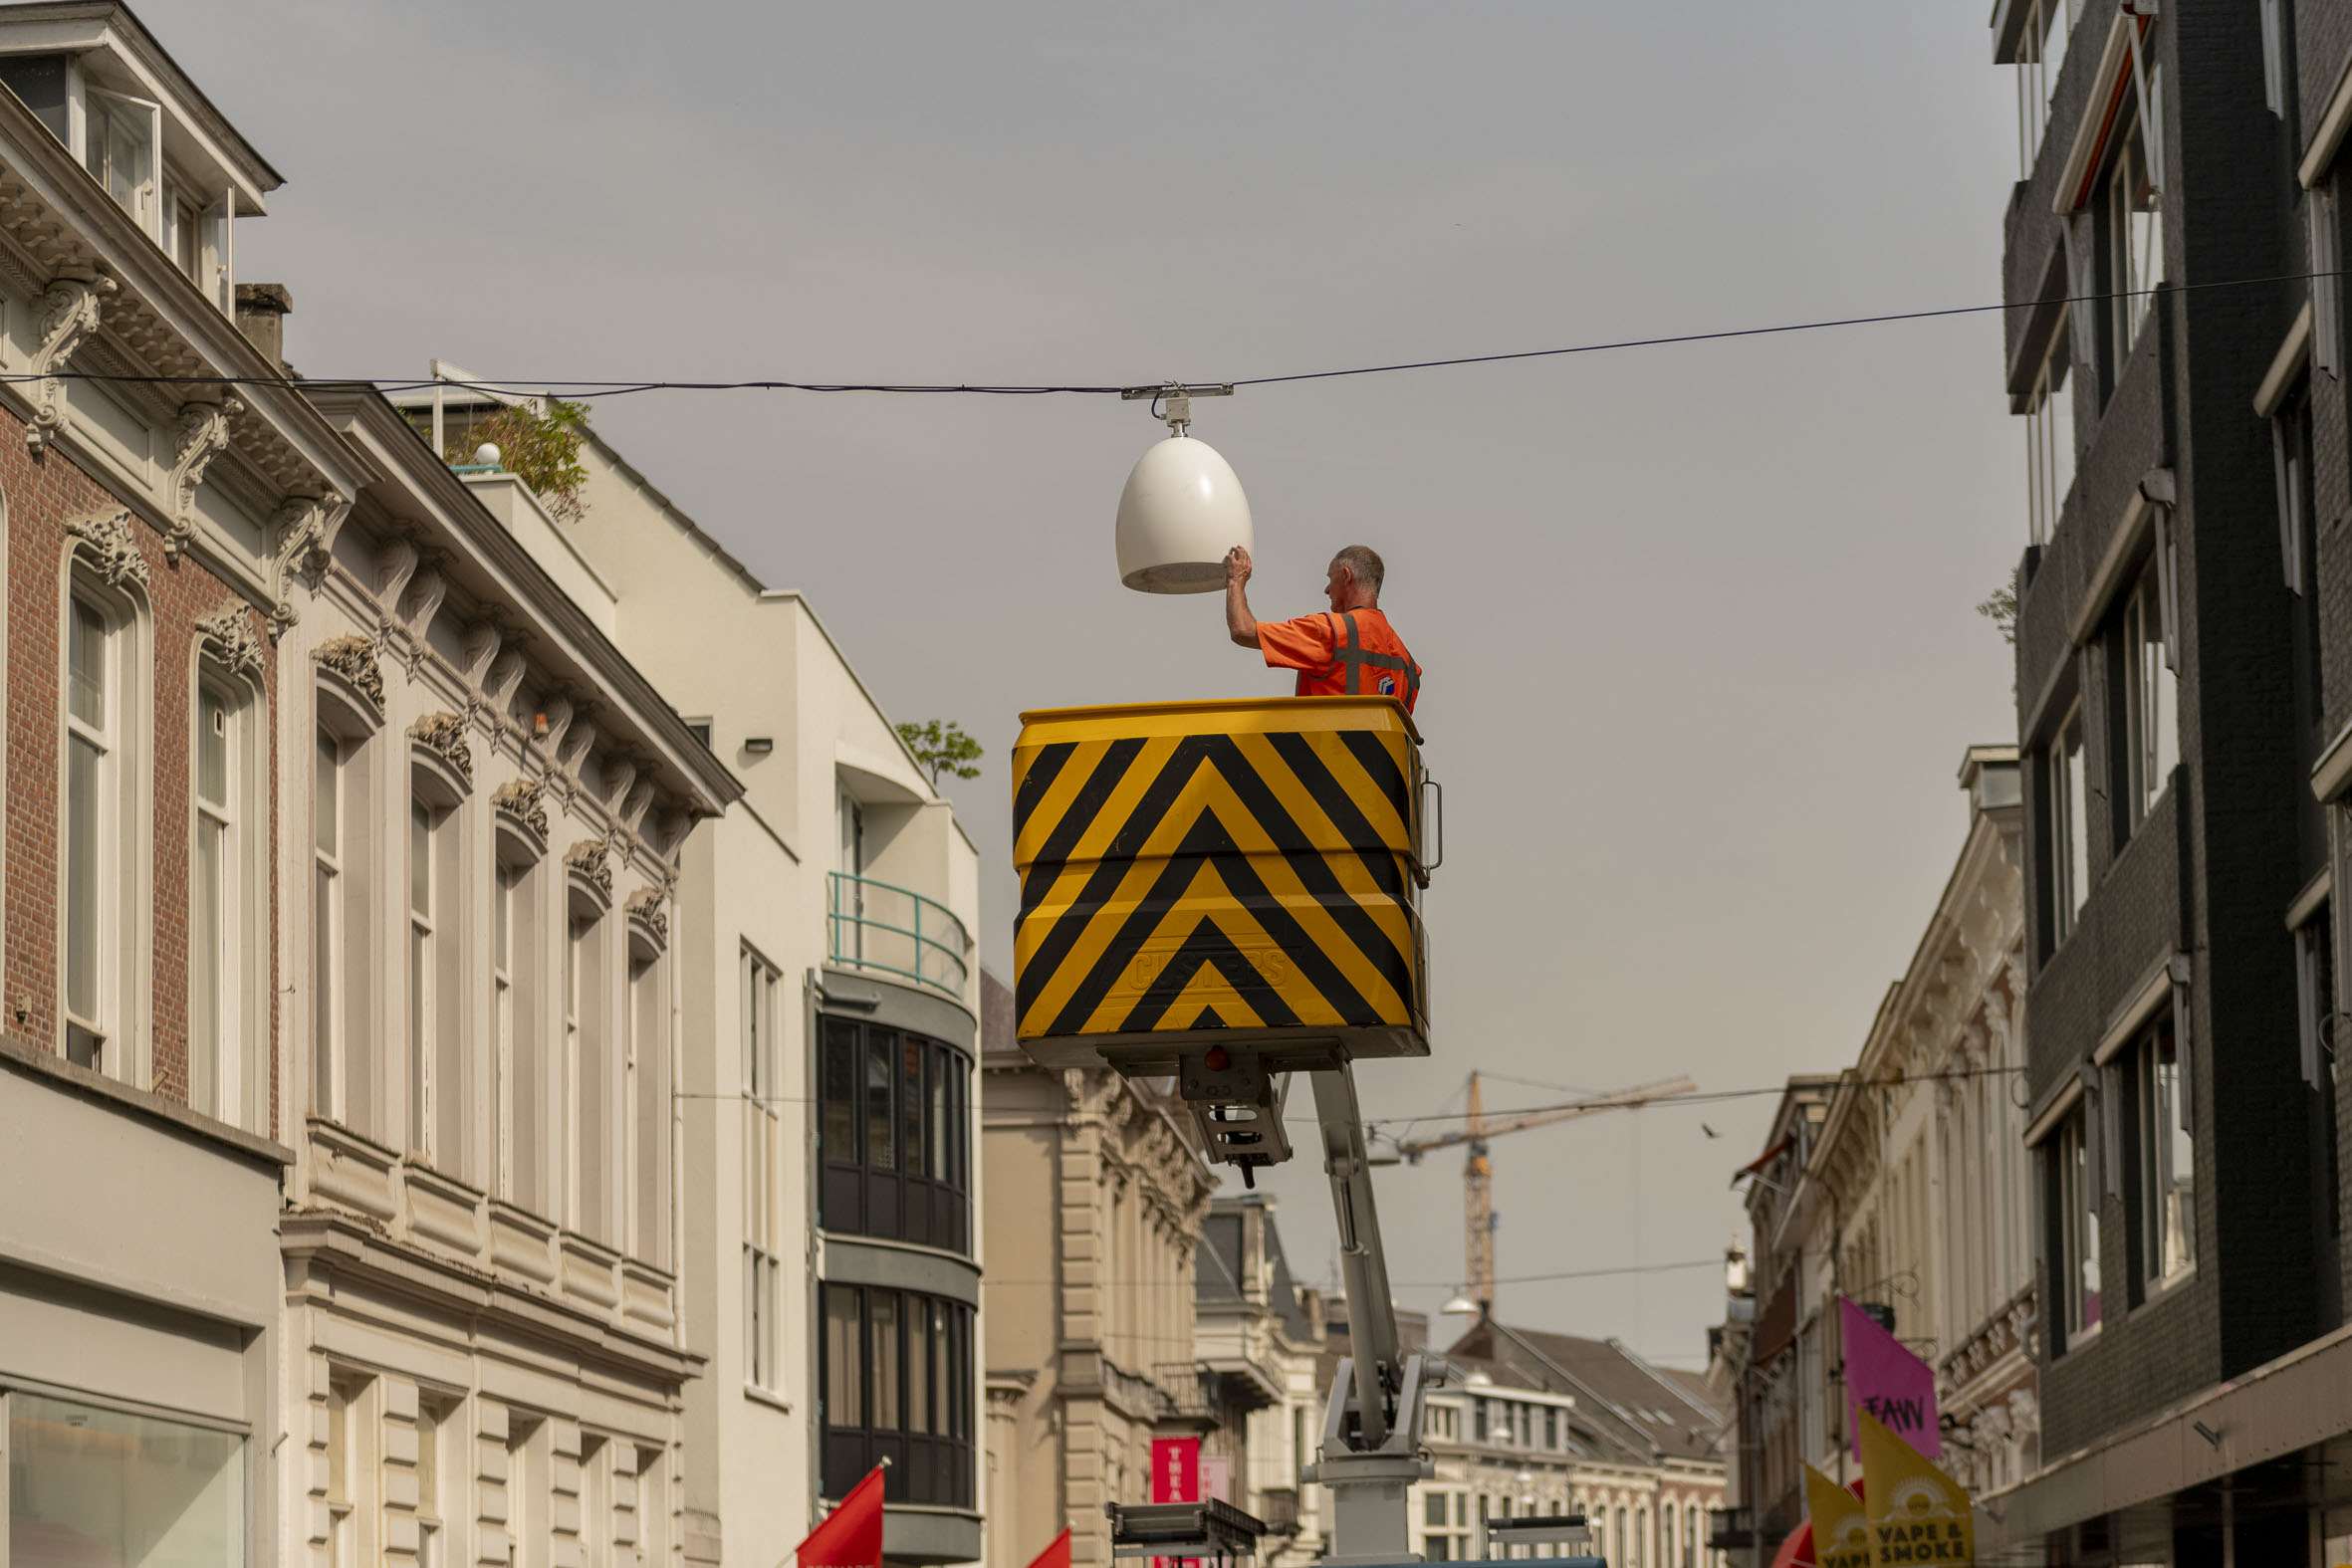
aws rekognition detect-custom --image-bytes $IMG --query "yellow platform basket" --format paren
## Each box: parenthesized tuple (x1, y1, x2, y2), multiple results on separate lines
(1011, 696, 1431, 1069)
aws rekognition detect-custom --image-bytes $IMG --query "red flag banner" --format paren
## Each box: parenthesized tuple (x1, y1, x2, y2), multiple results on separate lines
(797, 1465, 886, 1568)
(1027, 1528, 1072, 1568)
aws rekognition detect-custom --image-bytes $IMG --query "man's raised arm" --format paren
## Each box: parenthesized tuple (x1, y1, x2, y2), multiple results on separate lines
(1225, 546, 1260, 648)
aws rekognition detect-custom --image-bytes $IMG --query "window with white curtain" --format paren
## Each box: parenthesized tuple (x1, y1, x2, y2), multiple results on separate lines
(496, 848, 545, 1211)
(572, 911, 612, 1243)
(64, 591, 118, 1070)
(409, 797, 439, 1156)
(493, 862, 516, 1186)
(314, 730, 347, 1120)
(63, 573, 144, 1078)
(189, 668, 259, 1126)
(627, 938, 669, 1265)
(314, 695, 381, 1136)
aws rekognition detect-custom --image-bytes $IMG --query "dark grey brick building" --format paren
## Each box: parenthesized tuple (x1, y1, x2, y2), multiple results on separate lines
(1993, 0, 2352, 1560)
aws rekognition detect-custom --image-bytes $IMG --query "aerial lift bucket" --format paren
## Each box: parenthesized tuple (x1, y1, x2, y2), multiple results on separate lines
(1011, 695, 1432, 1081)
(1013, 694, 1460, 1560)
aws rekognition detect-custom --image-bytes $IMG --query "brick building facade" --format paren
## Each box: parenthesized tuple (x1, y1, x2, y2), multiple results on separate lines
(0, 4, 370, 1560)
(1988, 1, 2352, 1560)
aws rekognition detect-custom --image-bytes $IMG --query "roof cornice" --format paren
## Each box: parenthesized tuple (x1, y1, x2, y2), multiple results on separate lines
(304, 386, 741, 814)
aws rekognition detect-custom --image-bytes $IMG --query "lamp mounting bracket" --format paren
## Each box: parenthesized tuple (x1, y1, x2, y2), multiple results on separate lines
(1122, 381, 1236, 438)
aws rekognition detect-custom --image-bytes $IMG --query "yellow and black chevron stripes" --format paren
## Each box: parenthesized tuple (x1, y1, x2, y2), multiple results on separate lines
(1010, 705, 1425, 1045)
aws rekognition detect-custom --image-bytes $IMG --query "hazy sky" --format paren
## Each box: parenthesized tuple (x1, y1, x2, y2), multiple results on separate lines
(156, 1, 2024, 1370)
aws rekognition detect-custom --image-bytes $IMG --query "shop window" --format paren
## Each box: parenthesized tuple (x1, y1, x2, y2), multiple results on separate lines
(8, 1391, 243, 1568)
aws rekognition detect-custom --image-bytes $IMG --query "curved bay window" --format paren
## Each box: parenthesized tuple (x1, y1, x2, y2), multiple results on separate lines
(820, 1014, 970, 1252)
(820, 1283, 973, 1507)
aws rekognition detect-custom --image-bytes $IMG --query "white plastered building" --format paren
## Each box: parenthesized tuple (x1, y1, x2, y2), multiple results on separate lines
(403, 376, 985, 1568)
(274, 383, 741, 1568)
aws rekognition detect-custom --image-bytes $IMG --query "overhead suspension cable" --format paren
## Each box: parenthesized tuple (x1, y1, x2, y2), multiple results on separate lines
(0, 268, 2335, 401)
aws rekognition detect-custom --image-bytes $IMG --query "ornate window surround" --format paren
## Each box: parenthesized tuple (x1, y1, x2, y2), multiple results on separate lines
(313, 628, 384, 1138)
(190, 603, 269, 1132)
(59, 512, 154, 1086)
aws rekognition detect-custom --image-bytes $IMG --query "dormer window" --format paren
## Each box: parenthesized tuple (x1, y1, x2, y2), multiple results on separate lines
(83, 88, 156, 226)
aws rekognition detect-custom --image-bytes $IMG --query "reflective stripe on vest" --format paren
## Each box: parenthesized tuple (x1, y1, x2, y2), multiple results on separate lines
(1335, 612, 1420, 706)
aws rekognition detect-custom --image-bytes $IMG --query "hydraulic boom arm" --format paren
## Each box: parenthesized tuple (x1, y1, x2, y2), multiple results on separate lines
(1301, 1063, 1451, 1563)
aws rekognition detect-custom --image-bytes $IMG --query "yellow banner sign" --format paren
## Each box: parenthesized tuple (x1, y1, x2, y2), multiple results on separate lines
(1803, 1464, 1871, 1568)
(1858, 1410, 1975, 1568)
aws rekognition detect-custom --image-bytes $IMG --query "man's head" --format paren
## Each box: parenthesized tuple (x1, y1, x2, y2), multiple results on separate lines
(1324, 545, 1386, 611)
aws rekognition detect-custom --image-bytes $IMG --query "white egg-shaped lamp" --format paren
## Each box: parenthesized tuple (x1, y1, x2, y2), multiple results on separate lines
(1114, 433, 1254, 593)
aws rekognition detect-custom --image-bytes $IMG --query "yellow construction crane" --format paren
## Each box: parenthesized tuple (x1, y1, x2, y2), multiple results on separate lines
(1394, 1072, 1698, 1316)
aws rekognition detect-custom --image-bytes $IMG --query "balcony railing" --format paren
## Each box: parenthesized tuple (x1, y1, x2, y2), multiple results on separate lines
(1258, 1488, 1300, 1536)
(827, 872, 969, 997)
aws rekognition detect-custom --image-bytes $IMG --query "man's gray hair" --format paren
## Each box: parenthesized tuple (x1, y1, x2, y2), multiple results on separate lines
(1331, 545, 1386, 595)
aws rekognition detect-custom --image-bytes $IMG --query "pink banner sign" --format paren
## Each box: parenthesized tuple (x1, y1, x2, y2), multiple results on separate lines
(1150, 1437, 1202, 1568)
(1840, 1294, 1940, 1460)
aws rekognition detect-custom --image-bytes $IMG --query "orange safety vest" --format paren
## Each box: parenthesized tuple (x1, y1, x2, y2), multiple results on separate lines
(1298, 609, 1421, 712)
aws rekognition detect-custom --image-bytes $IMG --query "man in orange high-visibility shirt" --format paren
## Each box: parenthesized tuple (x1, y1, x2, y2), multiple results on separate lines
(1224, 543, 1421, 714)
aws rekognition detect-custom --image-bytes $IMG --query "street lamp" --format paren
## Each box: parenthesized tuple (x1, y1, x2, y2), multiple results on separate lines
(1440, 1291, 1481, 1318)
(1114, 383, 1251, 593)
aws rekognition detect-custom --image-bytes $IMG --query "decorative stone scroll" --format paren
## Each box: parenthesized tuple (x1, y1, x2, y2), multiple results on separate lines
(194, 601, 265, 681)
(313, 634, 385, 719)
(269, 496, 350, 635)
(407, 711, 474, 790)
(28, 273, 117, 454)
(164, 397, 243, 562)
(492, 776, 550, 842)
(64, 509, 148, 592)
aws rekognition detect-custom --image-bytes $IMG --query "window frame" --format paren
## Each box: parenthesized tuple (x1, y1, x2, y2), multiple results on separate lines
(2024, 317, 2076, 547)
(313, 728, 348, 1122)
(81, 86, 160, 233)
(2042, 1101, 2102, 1350)
(817, 1011, 972, 1250)
(409, 795, 439, 1158)
(625, 920, 670, 1267)
(405, 751, 467, 1174)
(2099, 97, 2162, 394)
(2299, 896, 2342, 1249)
(2276, 371, 2329, 750)
(2039, 698, 2091, 958)
(817, 1282, 974, 1507)
(189, 653, 265, 1130)
(60, 561, 149, 1082)
(744, 945, 786, 1394)
(2124, 1008, 2195, 1291)
(2110, 550, 2179, 840)
(569, 906, 613, 1244)
(2014, 0, 2079, 178)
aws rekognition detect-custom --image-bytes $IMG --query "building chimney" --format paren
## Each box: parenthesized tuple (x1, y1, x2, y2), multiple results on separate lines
(233, 283, 292, 372)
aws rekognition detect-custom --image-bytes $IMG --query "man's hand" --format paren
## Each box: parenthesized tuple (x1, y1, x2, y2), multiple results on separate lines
(1226, 546, 1253, 586)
